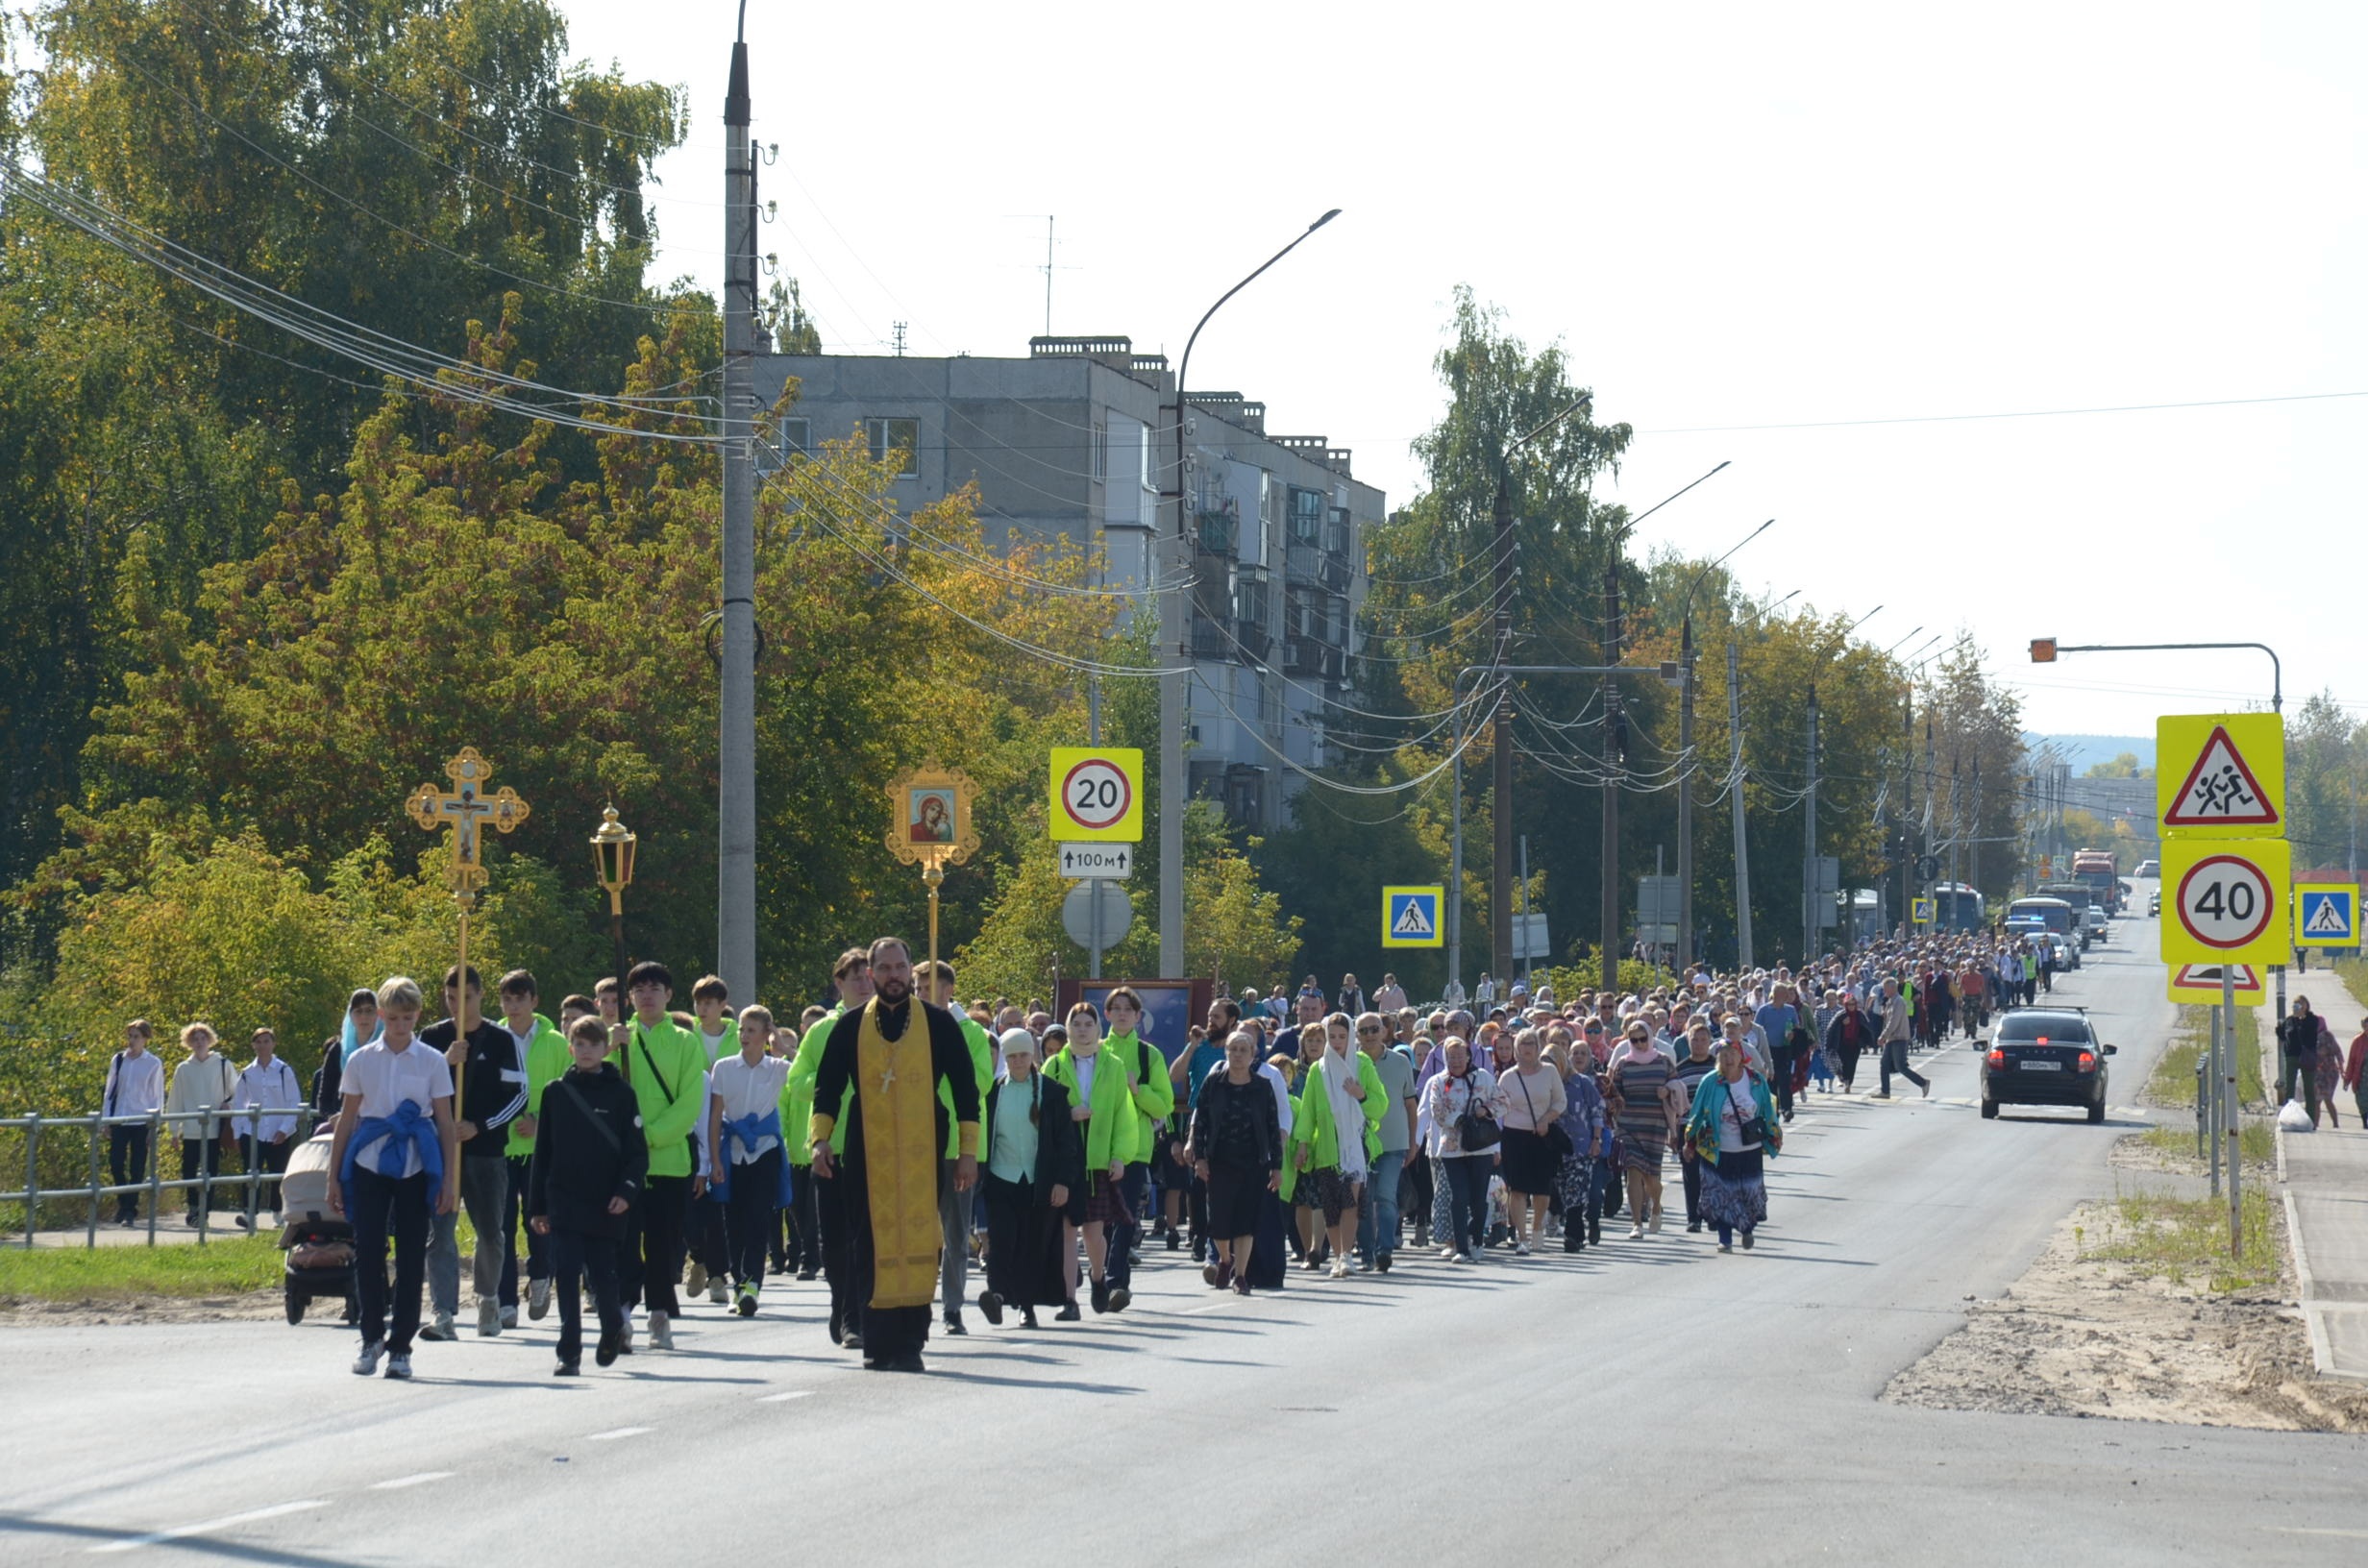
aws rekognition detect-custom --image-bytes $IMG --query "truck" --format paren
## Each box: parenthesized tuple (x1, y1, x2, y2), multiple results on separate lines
(2071, 849, 2120, 914)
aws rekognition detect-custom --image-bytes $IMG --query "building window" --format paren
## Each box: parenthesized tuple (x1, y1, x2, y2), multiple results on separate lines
(1289, 486, 1323, 543)
(1092, 423, 1108, 481)
(865, 416, 919, 476)
(777, 417, 809, 458)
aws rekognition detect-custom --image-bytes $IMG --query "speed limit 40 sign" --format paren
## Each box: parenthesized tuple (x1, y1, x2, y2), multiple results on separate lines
(1048, 747, 1144, 843)
(2159, 837, 2289, 969)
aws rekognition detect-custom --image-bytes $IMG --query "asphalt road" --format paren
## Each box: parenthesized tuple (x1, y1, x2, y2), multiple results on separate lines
(6, 919, 2366, 1565)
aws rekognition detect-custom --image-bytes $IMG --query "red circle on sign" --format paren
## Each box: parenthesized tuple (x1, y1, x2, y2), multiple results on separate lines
(1061, 758, 1132, 830)
(2174, 853, 2275, 950)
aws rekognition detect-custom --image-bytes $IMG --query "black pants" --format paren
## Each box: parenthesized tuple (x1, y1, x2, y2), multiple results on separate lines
(693, 1192, 730, 1280)
(108, 1125, 149, 1222)
(498, 1153, 548, 1309)
(780, 1162, 822, 1272)
(1833, 1041, 1862, 1090)
(624, 1173, 690, 1316)
(351, 1165, 430, 1354)
(981, 1172, 1059, 1311)
(1678, 1148, 1704, 1223)
(179, 1138, 220, 1215)
(1441, 1156, 1488, 1254)
(549, 1228, 624, 1364)
(1769, 1045, 1801, 1115)
(239, 1133, 293, 1213)
(815, 1167, 860, 1339)
(1108, 1162, 1149, 1288)
(722, 1149, 783, 1287)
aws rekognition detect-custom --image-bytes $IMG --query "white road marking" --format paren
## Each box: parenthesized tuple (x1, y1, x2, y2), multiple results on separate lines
(369, 1472, 452, 1491)
(90, 1500, 328, 1554)
(756, 1390, 811, 1403)
(1182, 1301, 1236, 1315)
(2268, 1527, 2368, 1540)
(585, 1426, 652, 1441)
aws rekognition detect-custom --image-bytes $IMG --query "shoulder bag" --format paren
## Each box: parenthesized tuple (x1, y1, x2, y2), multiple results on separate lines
(1516, 1070, 1573, 1158)
(1454, 1074, 1501, 1153)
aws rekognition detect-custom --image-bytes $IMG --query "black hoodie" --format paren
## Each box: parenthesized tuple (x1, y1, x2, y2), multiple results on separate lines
(529, 1062, 647, 1237)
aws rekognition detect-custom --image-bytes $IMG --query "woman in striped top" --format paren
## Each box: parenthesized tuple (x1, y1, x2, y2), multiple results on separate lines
(1606, 1023, 1678, 1240)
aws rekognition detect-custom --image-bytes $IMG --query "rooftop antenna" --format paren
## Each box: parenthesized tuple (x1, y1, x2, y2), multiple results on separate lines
(892, 321, 908, 356)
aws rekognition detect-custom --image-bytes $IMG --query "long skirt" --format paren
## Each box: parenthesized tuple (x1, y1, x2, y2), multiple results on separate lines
(981, 1173, 1062, 1311)
(1553, 1151, 1592, 1213)
(1697, 1146, 1767, 1231)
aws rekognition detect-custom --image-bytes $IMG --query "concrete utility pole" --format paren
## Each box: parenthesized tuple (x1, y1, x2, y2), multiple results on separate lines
(1677, 620, 1697, 969)
(1899, 692, 1913, 929)
(1803, 687, 1820, 963)
(1490, 464, 1518, 986)
(1601, 564, 1623, 992)
(1728, 640, 1753, 969)
(716, 20, 759, 1005)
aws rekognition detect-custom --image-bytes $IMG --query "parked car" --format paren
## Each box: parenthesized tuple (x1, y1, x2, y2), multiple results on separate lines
(1982, 1008, 2114, 1122)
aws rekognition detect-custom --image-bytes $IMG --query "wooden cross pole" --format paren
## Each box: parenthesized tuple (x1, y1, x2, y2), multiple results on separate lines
(407, 747, 530, 1109)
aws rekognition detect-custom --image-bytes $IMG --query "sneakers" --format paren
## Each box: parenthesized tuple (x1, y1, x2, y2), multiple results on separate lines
(977, 1290, 1004, 1327)
(500, 1305, 518, 1330)
(1231, 1276, 1252, 1296)
(737, 1282, 759, 1318)
(1106, 1286, 1131, 1312)
(383, 1353, 413, 1380)
(1090, 1277, 1110, 1314)
(1439, 1245, 1460, 1262)
(649, 1310, 674, 1351)
(1515, 1240, 1531, 1256)
(1687, 1220, 1703, 1234)
(420, 1312, 456, 1342)
(1920, 1082, 1932, 1099)
(943, 1311, 967, 1335)
(1354, 1256, 1373, 1273)
(1375, 1252, 1393, 1274)
(1628, 1223, 1644, 1240)
(477, 1299, 501, 1337)
(529, 1278, 551, 1321)
(555, 1360, 580, 1377)
(353, 1342, 383, 1377)
(708, 1280, 729, 1307)
(1054, 1302, 1081, 1321)
(1647, 1212, 1663, 1235)
(685, 1262, 709, 1295)
(1328, 1257, 1350, 1280)
(619, 1316, 636, 1353)
(1717, 1240, 1734, 1253)
(1870, 1090, 1891, 1100)
(795, 1266, 818, 1282)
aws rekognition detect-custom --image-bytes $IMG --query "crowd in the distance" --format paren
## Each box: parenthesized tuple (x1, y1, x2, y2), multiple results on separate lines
(88, 923, 2071, 1380)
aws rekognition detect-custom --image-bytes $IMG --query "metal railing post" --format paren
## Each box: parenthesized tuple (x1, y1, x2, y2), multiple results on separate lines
(194, 1108, 212, 1245)
(23, 1114, 39, 1247)
(145, 1110, 162, 1246)
(244, 1117, 261, 1233)
(86, 1113, 103, 1247)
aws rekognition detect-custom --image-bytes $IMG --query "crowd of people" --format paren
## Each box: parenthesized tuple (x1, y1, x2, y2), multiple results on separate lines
(96, 923, 2083, 1381)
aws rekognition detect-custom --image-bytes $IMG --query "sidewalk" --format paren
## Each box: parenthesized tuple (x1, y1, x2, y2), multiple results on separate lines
(2252, 967, 2368, 1384)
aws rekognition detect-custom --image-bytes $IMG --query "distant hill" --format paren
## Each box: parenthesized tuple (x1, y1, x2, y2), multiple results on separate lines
(2024, 734, 2155, 774)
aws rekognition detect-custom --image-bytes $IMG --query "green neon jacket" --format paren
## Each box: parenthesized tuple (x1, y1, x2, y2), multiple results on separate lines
(1283, 1049, 1386, 1200)
(1044, 1042, 1140, 1178)
(785, 1005, 850, 1163)
(502, 1013, 572, 1160)
(625, 1016, 707, 1179)
(936, 1015, 996, 1159)
(1106, 1029, 1174, 1166)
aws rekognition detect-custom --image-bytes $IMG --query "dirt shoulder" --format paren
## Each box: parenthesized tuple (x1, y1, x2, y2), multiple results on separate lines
(0, 1290, 284, 1329)
(1885, 1136, 2368, 1433)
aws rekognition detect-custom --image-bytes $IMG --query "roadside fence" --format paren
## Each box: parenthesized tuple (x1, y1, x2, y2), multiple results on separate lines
(1, 1106, 314, 1249)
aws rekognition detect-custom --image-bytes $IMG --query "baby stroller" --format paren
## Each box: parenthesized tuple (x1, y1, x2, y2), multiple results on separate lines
(277, 1130, 358, 1326)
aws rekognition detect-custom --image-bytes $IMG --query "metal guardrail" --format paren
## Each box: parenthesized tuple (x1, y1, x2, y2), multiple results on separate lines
(1, 1106, 312, 1250)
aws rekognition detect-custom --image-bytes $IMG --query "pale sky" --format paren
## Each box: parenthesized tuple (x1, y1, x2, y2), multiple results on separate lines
(557, 0, 2364, 739)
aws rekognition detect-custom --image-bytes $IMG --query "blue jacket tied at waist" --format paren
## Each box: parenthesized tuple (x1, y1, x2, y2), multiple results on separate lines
(711, 1110, 795, 1208)
(342, 1100, 443, 1206)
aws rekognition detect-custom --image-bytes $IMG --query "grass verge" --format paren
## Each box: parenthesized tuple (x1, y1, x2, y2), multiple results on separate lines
(2137, 1122, 2275, 1165)
(2080, 1184, 2280, 1294)
(2143, 1003, 2266, 1112)
(0, 1235, 282, 1303)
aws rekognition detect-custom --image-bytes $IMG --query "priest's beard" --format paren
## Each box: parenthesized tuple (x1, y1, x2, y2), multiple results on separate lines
(874, 975, 913, 1039)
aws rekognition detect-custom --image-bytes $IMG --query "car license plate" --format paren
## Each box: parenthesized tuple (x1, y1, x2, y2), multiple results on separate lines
(2019, 1061, 2061, 1071)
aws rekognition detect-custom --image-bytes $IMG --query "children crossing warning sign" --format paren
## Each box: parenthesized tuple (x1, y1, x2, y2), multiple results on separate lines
(2157, 714, 2283, 837)
(1382, 885, 1444, 948)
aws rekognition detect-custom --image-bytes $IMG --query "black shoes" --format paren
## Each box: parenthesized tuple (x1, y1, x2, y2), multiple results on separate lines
(943, 1312, 967, 1335)
(555, 1360, 580, 1377)
(976, 1291, 1004, 1327)
(595, 1331, 620, 1368)
(1090, 1277, 1110, 1313)
(1021, 1308, 1040, 1329)
(1055, 1301, 1081, 1321)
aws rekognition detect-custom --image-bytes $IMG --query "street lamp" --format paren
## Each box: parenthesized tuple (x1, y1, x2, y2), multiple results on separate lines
(590, 806, 637, 1036)
(1159, 208, 1340, 978)
(1673, 517, 1773, 971)
(2027, 637, 2282, 713)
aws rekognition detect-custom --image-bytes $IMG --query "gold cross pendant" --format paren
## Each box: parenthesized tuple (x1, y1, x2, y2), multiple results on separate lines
(878, 1066, 897, 1092)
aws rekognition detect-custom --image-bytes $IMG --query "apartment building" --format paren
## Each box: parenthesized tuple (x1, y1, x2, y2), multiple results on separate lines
(752, 335, 1383, 830)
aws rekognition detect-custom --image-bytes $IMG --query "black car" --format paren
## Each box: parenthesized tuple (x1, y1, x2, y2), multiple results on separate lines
(1981, 1008, 2115, 1122)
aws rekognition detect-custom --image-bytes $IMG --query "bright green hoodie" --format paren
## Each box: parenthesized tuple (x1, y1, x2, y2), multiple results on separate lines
(502, 1012, 571, 1160)
(936, 1014, 996, 1160)
(624, 1015, 707, 1180)
(1286, 1048, 1387, 1196)
(696, 1017, 739, 1066)
(1105, 1030, 1174, 1168)
(785, 1004, 851, 1162)
(1044, 1041, 1139, 1180)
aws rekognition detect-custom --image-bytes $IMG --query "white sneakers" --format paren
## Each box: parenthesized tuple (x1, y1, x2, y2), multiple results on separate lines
(477, 1298, 502, 1337)
(353, 1342, 383, 1377)
(708, 1280, 729, 1307)
(649, 1310, 675, 1351)
(1647, 1212, 1663, 1235)
(1629, 1222, 1645, 1240)
(1328, 1256, 1350, 1280)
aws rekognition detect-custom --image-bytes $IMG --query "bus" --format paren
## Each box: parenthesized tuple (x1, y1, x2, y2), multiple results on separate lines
(2008, 895, 2077, 939)
(1931, 882, 1986, 933)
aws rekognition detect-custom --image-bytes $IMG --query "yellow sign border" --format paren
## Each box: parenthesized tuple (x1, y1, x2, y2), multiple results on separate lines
(2156, 712, 2285, 840)
(1048, 747, 1146, 843)
(1382, 885, 1445, 949)
(2158, 837, 2290, 969)
(2294, 882, 2358, 949)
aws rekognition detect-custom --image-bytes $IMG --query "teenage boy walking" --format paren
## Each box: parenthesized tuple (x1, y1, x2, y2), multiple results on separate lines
(530, 1015, 646, 1375)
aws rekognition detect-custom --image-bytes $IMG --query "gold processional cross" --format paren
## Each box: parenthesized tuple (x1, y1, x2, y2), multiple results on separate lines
(407, 747, 530, 1108)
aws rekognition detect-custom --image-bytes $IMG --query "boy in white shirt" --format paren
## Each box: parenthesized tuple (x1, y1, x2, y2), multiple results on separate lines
(101, 1020, 165, 1227)
(231, 1028, 305, 1227)
(706, 1006, 793, 1316)
(164, 1023, 238, 1226)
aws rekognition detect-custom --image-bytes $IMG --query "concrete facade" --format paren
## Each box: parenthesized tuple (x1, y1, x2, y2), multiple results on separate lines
(752, 335, 1383, 830)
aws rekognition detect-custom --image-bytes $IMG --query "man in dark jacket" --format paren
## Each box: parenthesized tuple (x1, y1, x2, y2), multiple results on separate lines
(530, 1017, 648, 1376)
(1823, 992, 1879, 1094)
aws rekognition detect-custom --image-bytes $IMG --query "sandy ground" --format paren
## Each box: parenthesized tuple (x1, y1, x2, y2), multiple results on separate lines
(1887, 1136, 2368, 1433)
(0, 1290, 285, 1328)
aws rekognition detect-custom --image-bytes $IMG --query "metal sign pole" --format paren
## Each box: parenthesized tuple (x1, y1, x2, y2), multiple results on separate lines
(2222, 971, 2240, 1258)
(2206, 1005, 2221, 1193)
(1091, 882, 1104, 981)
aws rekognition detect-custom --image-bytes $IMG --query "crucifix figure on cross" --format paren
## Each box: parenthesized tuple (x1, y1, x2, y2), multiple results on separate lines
(407, 747, 531, 903)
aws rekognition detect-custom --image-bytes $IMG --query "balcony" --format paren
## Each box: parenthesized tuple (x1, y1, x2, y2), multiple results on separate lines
(1283, 641, 1344, 681)
(1195, 509, 1238, 556)
(1190, 616, 1228, 660)
(1319, 555, 1350, 593)
(1284, 542, 1322, 581)
(1234, 621, 1272, 662)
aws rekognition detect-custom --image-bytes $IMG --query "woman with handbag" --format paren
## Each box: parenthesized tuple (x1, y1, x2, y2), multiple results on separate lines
(1418, 1038, 1497, 1263)
(1606, 1022, 1677, 1239)
(1685, 1041, 1782, 1252)
(1490, 1028, 1567, 1256)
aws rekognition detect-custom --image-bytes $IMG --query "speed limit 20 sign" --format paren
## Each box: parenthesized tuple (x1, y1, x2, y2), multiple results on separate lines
(2159, 837, 2289, 969)
(1048, 747, 1144, 843)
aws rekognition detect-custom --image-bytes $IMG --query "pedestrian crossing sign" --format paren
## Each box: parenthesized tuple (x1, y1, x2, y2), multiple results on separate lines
(2294, 883, 2358, 948)
(1912, 896, 1936, 926)
(1382, 885, 1444, 948)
